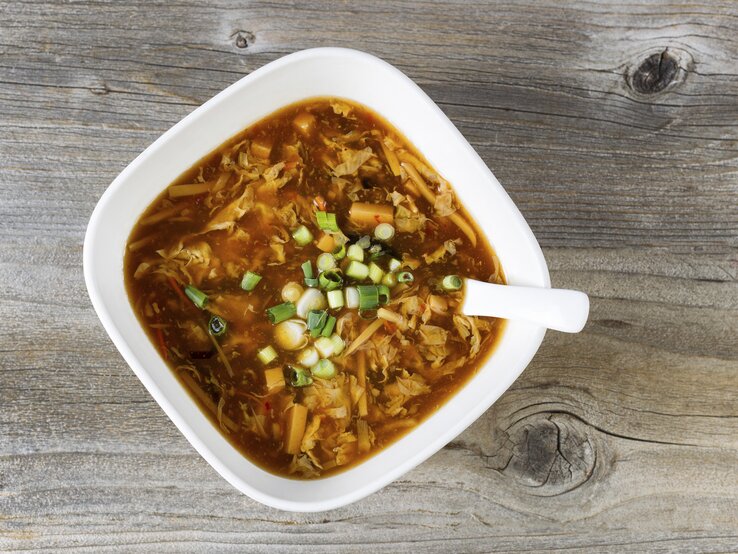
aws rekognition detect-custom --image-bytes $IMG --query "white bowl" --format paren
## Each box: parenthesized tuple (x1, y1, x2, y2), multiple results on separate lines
(83, 47, 550, 512)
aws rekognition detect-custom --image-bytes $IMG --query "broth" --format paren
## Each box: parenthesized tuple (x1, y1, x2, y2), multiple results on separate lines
(124, 98, 505, 478)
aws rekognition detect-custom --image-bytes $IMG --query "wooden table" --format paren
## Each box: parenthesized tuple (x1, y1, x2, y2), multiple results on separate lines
(2, 1, 736, 551)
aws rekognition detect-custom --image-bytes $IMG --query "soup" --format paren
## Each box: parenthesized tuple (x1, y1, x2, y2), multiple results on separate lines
(124, 98, 504, 478)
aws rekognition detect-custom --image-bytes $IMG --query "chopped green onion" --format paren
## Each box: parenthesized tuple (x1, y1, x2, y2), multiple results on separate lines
(266, 301, 297, 324)
(330, 333, 345, 355)
(316, 252, 336, 272)
(321, 315, 336, 337)
(311, 359, 336, 379)
(381, 272, 397, 288)
(289, 365, 313, 387)
(301, 260, 314, 280)
(358, 309, 377, 319)
(257, 345, 278, 365)
(397, 271, 414, 283)
(388, 258, 402, 272)
(374, 223, 395, 241)
(291, 225, 314, 246)
(297, 346, 319, 368)
(208, 315, 227, 336)
(314, 336, 335, 358)
(377, 285, 391, 305)
(346, 260, 369, 280)
(240, 271, 262, 292)
(368, 262, 384, 284)
(357, 285, 379, 310)
(316, 211, 339, 232)
(307, 309, 328, 337)
(344, 286, 359, 309)
(327, 289, 344, 309)
(318, 268, 343, 291)
(304, 277, 319, 288)
(346, 243, 364, 262)
(184, 285, 208, 309)
(356, 235, 372, 249)
(368, 244, 383, 257)
(282, 282, 304, 303)
(332, 243, 346, 260)
(442, 274, 463, 291)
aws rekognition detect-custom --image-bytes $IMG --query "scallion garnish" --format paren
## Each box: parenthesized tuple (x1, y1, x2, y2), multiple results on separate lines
(327, 289, 344, 309)
(442, 274, 463, 291)
(266, 301, 297, 324)
(321, 315, 336, 337)
(257, 345, 278, 365)
(291, 225, 314, 246)
(388, 258, 402, 272)
(240, 271, 262, 292)
(346, 243, 364, 262)
(314, 336, 335, 358)
(357, 285, 379, 310)
(301, 260, 314, 279)
(377, 285, 391, 305)
(184, 285, 208, 309)
(332, 243, 347, 260)
(289, 365, 313, 387)
(311, 358, 336, 379)
(208, 315, 227, 336)
(374, 223, 395, 242)
(316, 211, 339, 232)
(397, 271, 414, 283)
(318, 268, 343, 291)
(304, 277, 319, 288)
(346, 260, 369, 280)
(356, 235, 371, 249)
(307, 309, 328, 337)
(369, 244, 387, 260)
(316, 252, 336, 272)
(344, 286, 359, 309)
(368, 262, 384, 284)
(329, 333, 345, 355)
(381, 272, 397, 288)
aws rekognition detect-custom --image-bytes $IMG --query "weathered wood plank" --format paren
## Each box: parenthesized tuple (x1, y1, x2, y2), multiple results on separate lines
(0, 0, 737, 552)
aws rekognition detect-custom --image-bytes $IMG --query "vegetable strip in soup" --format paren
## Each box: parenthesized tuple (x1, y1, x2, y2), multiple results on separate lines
(124, 98, 505, 479)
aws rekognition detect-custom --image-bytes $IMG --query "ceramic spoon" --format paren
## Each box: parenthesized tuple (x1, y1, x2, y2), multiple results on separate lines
(460, 278, 590, 333)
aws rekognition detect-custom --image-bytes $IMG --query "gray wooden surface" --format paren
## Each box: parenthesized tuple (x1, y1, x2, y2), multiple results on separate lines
(1, 0, 737, 552)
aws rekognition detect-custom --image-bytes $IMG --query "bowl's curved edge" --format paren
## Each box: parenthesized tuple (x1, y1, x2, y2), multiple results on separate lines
(83, 47, 550, 512)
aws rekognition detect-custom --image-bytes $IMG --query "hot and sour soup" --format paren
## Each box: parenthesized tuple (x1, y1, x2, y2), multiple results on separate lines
(125, 98, 505, 478)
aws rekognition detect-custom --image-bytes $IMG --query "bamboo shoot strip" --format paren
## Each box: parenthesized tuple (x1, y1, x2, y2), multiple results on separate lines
(357, 350, 368, 417)
(284, 404, 308, 454)
(140, 201, 188, 226)
(168, 182, 213, 198)
(400, 161, 477, 246)
(344, 318, 384, 357)
(179, 371, 238, 431)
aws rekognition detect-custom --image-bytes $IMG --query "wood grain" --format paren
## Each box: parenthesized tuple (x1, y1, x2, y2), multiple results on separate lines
(1, 0, 737, 552)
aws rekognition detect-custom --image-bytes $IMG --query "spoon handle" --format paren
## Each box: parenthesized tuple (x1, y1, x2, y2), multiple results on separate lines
(461, 278, 590, 333)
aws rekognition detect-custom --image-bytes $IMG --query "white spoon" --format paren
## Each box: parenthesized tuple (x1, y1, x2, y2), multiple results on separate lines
(461, 278, 590, 333)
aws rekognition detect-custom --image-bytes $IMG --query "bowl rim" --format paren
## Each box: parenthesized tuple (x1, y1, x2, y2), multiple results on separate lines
(84, 47, 550, 511)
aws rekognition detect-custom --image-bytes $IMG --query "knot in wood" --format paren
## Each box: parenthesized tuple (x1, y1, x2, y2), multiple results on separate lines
(493, 413, 596, 496)
(630, 50, 679, 94)
(233, 30, 255, 49)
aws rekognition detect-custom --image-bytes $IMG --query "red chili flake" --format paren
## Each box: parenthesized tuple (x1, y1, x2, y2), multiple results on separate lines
(313, 195, 327, 211)
(168, 277, 188, 303)
(264, 401, 272, 412)
(155, 328, 168, 361)
(374, 214, 381, 223)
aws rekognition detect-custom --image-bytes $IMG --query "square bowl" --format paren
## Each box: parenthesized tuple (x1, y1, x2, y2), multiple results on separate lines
(84, 47, 550, 512)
